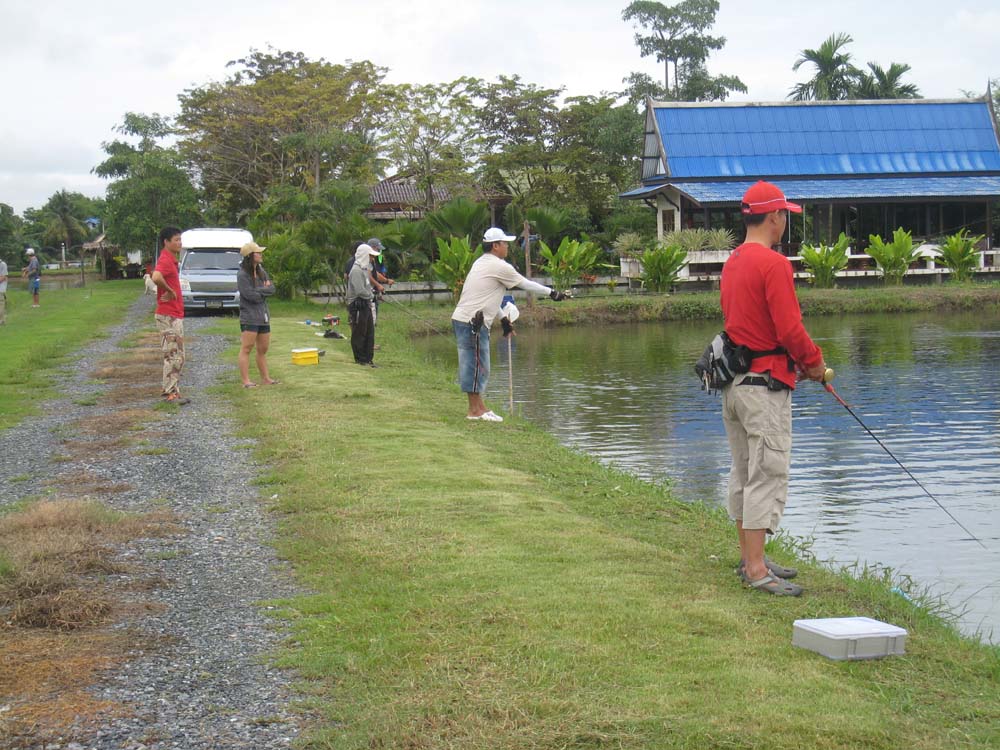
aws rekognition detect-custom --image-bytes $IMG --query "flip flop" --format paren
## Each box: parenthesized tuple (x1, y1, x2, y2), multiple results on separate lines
(243, 382, 258, 388)
(747, 572, 803, 596)
(736, 556, 798, 580)
(264, 380, 281, 385)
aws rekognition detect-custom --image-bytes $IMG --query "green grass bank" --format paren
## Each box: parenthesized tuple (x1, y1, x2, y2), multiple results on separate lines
(0, 280, 143, 430)
(350, 284, 1000, 335)
(508, 283, 1000, 328)
(222, 292, 998, 750)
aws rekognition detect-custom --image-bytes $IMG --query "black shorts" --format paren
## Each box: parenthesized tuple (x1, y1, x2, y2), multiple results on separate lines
(240, 323, 271, 334)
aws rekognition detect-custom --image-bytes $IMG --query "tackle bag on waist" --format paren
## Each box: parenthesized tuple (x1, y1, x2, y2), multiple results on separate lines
(695, 331, 785, 393)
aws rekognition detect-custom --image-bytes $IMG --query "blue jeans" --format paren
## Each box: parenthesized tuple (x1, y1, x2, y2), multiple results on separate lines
(453, 319, 490, 394)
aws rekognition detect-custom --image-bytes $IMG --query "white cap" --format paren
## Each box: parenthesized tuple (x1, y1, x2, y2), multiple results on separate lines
(25, 248, 35, 255)
(483, 227, 516, 243)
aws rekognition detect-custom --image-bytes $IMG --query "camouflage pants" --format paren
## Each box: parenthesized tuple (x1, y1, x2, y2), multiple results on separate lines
(155, 314, 185, 396)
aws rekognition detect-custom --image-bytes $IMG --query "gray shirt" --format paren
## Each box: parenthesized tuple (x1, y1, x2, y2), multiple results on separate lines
(237, 266, 275, 325)
(347, 263, 374, 302)
(26, 257, 40, 280)
(0, 260, 7, 293)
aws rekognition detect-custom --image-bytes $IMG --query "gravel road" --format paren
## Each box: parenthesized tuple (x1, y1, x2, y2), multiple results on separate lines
(0, 295, 305, 749)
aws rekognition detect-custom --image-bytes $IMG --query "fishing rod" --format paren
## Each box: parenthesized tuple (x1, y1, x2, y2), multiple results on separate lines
(381, 290, 573, 336)
(821, 368, 988, 550)
(380, 293, 451, 337)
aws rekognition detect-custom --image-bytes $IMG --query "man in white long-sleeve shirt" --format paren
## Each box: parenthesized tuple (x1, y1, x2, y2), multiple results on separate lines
(451, 227, 568, 422)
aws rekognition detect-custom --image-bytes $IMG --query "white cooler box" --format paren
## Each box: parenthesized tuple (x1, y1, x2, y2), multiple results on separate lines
(793, 617, 907, 661)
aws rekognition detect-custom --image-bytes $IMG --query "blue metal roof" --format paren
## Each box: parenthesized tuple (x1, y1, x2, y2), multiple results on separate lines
(653, 100, 1000, 178)
(661, 176, 1000, 205)
(620, 183, 668, 199)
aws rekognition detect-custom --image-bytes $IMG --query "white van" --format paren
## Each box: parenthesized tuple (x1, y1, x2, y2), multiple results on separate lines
(178, 228, 253, 312)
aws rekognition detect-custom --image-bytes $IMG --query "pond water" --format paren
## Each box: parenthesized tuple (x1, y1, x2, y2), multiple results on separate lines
(424, 310, 1000, 643)
(8, 274, 102, 291)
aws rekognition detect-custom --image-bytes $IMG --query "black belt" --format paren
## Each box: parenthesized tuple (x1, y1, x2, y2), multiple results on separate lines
(738, 375, 791, 390)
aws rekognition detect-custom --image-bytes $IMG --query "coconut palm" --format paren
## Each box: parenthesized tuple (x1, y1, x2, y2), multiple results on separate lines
(41, 190, 89, 260)
(789, 33, 859, 101)
(853, 62, 921, 99)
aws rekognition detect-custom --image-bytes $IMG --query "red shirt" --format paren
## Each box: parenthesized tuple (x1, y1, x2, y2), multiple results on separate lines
(154, 250, 184, 318)
(720, 242, 822, 389)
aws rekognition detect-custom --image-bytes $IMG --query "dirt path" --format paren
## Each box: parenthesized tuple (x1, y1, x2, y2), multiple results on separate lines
(0, 295, 303, 749)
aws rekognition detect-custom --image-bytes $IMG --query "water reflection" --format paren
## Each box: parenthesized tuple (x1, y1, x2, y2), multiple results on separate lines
(425, 311, 1000, 642)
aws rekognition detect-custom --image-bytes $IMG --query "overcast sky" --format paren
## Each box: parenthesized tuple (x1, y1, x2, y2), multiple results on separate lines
(2, 0, 997, 215)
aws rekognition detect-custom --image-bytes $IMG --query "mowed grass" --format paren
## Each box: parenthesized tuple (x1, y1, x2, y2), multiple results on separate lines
(225, 299, 999, 750)
(0, 280, 143, 429)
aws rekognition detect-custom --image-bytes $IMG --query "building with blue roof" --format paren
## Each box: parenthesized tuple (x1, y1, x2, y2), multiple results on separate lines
(623, 95, 1000, 258)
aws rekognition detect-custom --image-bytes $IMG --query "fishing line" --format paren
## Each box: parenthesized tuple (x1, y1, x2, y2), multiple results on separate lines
(381, 294, 451, 337)
(822, 369, 988, 550)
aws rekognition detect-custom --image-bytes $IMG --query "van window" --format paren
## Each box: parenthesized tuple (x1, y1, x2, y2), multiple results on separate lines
(182, 251, 242, 270)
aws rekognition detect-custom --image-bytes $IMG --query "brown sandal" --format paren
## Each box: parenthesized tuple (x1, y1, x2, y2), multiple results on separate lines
(747, 572, 803, 596)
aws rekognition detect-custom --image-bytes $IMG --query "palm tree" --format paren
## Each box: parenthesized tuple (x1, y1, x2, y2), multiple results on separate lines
(789, 33, 859, 101)
(41, 190, 89, 260)
(526, 206, 573, 248)
(853, 62, 921, 99)
(424, 197, 490, 242)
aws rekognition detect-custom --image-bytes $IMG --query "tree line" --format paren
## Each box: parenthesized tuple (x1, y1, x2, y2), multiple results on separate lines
(3, 1, 982, 292)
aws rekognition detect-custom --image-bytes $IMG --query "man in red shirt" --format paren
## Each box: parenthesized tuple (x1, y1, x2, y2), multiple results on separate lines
(151, 226, 189, 405)
(720, 181, 825, 596)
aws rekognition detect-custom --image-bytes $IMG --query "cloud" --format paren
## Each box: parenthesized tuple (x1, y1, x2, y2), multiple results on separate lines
(0, 171, 108, 214)
(3, 0, 996, 216)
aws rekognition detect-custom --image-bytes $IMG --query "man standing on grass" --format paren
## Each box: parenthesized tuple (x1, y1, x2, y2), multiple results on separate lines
(720, 181, 825, 596)
(451, 227, 568, 422)
(151, 227, 189, 405)
(21, 248, 40, 308)
(0, 255, 7, 324)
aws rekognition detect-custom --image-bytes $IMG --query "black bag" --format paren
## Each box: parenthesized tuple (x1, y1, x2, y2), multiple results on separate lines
(695, 331, 784, 393)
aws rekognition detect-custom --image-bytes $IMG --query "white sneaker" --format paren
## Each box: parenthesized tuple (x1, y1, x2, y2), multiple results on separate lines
(467, 410, 504, 422)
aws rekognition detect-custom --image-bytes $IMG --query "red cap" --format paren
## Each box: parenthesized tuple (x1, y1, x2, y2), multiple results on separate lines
(741, 180, 802, 215)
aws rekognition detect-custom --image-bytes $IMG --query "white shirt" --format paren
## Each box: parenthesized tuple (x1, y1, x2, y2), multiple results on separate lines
(451, 252, 551, 327)
(0, 260, 7, 293)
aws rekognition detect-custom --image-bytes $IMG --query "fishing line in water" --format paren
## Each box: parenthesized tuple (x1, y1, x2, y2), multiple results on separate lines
(822, 371, 988, 550)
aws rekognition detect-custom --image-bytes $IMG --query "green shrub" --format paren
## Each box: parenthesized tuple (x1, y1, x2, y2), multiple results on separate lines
(641, 243, 689, 292)
(431, 236, 481, 301)
(662, 228, 710, 253)
(265, 232, 330, 299)
(936, 229, 984, 283)
(867, 228, 919, 285)
(612, 232, 646, 259)
(705, 227, 737, 252)
(800, 232, 850, 288)
(537, 237, 601, 292)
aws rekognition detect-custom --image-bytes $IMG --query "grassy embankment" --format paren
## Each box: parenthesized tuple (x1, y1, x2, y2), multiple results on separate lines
(510, 283, 1000, 327)
(0, 280, 144, 430)
(220, 287, 999, 749)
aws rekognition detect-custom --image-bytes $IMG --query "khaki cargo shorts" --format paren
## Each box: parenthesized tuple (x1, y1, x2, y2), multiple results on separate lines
(721, 372, 792, 533)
